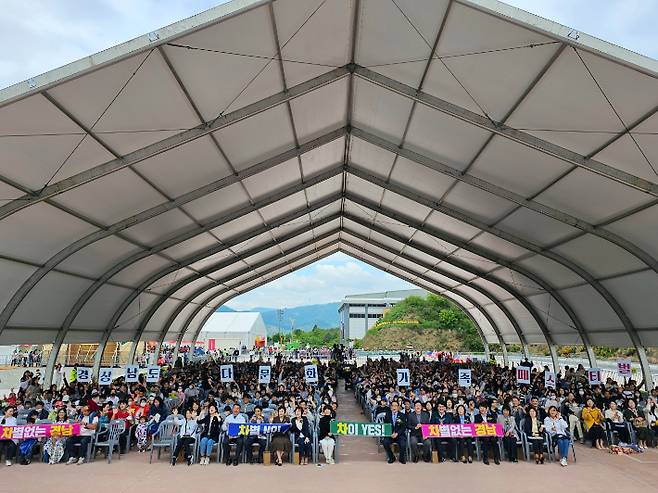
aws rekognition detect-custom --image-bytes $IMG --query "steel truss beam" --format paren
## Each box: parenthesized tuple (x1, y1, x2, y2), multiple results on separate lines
(172, 242, 497, 364)
(342, 218, 542, 355)
(348, 166, 639, 362)
(344, 191, 584, 358)
(0, 65, 350, 221)
(145, 222, 511, 363)
(339, 234, 507, 345)
(339, 240, 501, 363)
(126, 215, 341, 365)
(351, 127, 658, 275)
(0, 128, 346, 335)
(145, 234, 343, 363)
(352, 64, 658, 197)
(44, 169, 342, 384)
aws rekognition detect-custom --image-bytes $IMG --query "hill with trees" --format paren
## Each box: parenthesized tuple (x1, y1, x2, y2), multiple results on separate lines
(356, 294, 484, 352)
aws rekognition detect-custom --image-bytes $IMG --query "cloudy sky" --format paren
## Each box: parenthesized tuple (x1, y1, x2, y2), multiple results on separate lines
(1, 1, 656, 310)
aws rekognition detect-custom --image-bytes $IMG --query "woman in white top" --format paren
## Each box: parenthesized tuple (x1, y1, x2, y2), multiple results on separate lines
(0, 406, 18, 466)
(171, 408, 198, 466)
(544, 406, 570, 467)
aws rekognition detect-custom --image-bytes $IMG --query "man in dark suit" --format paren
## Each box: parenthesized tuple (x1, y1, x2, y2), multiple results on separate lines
(474, 402, 501, 465)
(407, 401, 431, 462)
(433, 402, 456, 462)
(382, 401, 408, 464)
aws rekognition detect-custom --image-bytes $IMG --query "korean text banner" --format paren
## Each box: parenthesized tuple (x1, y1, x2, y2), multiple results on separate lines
(330, 421, 392, 437)
(0, 423, 81, 440)
(421, 423, 503, 439)
(227, 423, 291, 437)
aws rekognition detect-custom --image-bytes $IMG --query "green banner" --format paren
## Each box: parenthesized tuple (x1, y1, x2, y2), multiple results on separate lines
(330, 420, 392, 437)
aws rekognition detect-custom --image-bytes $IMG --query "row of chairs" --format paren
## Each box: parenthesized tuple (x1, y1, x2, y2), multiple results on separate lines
(355, 388, 576, 463)
(149, 416, 337, 465)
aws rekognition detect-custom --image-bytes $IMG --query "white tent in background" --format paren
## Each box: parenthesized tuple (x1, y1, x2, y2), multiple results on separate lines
(197, 312, 267, 350)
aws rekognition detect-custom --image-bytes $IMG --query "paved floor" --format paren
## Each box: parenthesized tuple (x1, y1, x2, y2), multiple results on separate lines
(1, 383, 658, 493)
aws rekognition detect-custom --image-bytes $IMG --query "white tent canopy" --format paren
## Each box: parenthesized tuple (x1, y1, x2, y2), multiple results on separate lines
(0, 0, 657, 385)
(197, 311, 267, 350)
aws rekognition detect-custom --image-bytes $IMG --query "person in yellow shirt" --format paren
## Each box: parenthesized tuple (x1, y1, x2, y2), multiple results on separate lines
(581, 398, 605, 449)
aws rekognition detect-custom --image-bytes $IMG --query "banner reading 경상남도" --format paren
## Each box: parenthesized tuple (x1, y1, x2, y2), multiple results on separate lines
(330, 420, 392, 437)
(421, 423, 503, 439)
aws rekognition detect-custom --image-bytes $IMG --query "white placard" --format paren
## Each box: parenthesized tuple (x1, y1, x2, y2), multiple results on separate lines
(258, 365, 271, 384)
(304, 364, 318, 383)
(396, 368, 410, 387)
(544, 371, 556, 389)
(99, 368, 113, 386)
(587, 368, 601, 385)
(220, 364, 234, 382)
(516, 366, 531, 385)
(458, 369, 472, 387)
(76, 367, 91, 383)
(146, 365, 161, 383)
(124, 365, 139, 383)
(617, 359, 632, 377)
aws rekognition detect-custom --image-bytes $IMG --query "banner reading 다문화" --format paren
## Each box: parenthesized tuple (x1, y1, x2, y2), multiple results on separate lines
(0, 423, 81, 440)
(227, 422, 290, 437)
(421, 423, 503, 440)
(330, 420, 392, 437)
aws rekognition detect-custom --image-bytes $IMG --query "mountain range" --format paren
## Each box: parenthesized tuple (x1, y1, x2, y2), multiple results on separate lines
(218, 302, 340, 332)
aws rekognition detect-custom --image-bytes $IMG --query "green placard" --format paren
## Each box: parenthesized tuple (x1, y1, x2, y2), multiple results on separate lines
(330, 420, 392, 437)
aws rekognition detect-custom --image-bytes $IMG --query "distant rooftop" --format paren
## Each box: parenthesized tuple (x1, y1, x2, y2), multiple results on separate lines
(342, 289, 427, 302)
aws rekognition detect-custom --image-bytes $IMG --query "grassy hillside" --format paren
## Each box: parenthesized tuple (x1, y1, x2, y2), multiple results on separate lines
(356, 294, 484, 351)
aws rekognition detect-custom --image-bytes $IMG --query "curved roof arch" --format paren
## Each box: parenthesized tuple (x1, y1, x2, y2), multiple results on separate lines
(1, 0, 657, 384)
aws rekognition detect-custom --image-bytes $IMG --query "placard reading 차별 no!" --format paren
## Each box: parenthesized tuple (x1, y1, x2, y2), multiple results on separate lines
(330, 420, 392, 437)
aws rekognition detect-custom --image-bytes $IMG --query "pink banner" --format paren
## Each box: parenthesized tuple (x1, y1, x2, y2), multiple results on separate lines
(0, 423, 81, 440)
(421, 422, 503, 439)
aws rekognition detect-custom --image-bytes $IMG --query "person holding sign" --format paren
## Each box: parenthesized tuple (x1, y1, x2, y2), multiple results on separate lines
(246, 406, 267, 464)
(382, 400, 408, 464)
(454, 404, 473, 463)
(407, 401, 431, 463)
(222, 404, 246, 466)
(269, 407, 291, 466)
(474, 402, 500, 465)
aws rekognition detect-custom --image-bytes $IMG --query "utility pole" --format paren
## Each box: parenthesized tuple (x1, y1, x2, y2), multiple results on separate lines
(277, 309, 284, 344)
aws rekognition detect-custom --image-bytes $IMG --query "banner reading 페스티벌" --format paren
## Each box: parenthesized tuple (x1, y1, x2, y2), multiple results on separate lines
(330, 420, 392, 437)
(421, 423, 503, 439)
(0, 423, 81, 440)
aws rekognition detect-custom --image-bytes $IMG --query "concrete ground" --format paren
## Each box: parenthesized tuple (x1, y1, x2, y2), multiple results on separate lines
(1, 383, 657, 493)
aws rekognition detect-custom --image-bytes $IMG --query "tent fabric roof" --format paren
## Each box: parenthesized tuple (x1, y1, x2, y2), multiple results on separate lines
(1, 0, 658, 380)
(199, 312, 265, 334)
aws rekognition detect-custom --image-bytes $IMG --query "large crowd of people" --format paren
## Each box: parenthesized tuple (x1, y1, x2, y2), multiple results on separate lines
(1, 348, 657, 469)
(351, 355, 658, 467)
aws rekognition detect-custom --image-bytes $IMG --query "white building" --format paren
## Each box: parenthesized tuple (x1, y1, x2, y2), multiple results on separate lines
(197, 312, 267, 350)
(338, 289, 427, 340)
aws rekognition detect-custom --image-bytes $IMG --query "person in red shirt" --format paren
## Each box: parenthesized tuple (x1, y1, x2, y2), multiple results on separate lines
(86, 390, 101, 413)
(112, 400, 133, 454)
